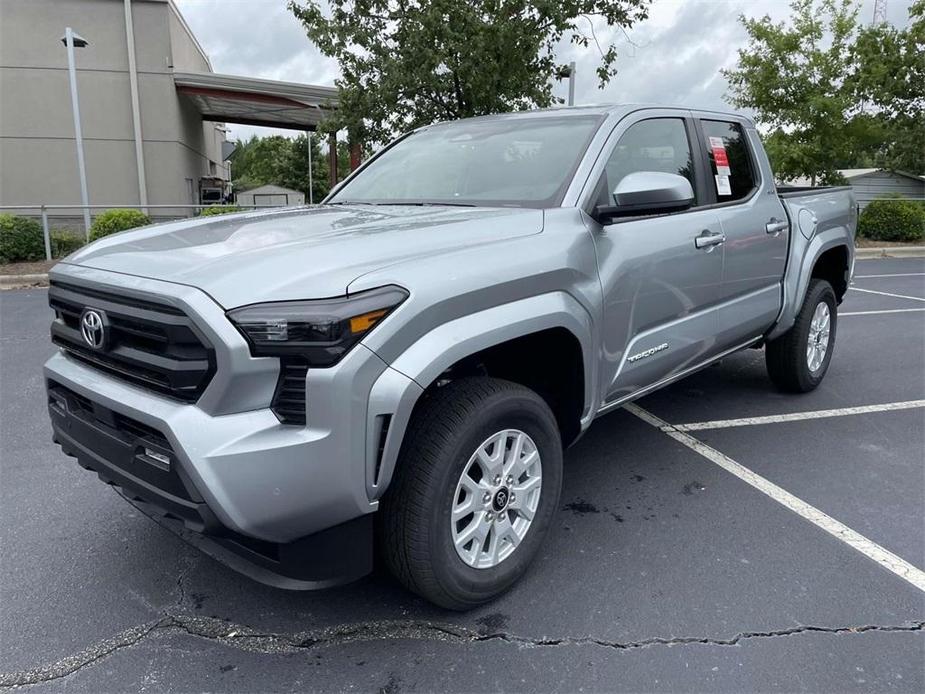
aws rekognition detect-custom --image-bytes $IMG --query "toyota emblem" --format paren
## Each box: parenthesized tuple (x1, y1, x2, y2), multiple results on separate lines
(80, 309, 108, 349)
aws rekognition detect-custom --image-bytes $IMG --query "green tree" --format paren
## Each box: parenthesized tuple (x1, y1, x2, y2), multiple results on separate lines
(723, 0, 863, 185)
(289, 0, 651, 143)
(228, 133, 333, 202)
(852, 0, 925, 173)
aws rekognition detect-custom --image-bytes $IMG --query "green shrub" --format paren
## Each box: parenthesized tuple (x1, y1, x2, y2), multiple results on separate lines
(89, 209, 151, 241)
(0, 214, 45, 264)
(858, 197, 925, 242)
(51, 229, 85, 258)
(198, 205, 242, 217)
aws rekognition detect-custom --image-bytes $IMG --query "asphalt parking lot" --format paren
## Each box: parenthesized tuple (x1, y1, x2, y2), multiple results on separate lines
(1, 257, 923, 693)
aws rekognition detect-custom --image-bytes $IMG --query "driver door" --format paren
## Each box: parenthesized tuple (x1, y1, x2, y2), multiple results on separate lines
(588, 115, 725, 406)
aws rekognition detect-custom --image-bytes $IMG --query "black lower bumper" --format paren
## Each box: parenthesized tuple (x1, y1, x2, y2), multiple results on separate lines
(47, 380, 373, 589)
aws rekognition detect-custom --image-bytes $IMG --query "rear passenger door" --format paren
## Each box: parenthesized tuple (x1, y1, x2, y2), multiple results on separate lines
(694, 119, 790, 348)
(587, 113, 725, 406)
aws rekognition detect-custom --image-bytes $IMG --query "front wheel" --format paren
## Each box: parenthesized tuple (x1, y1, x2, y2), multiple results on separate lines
(766, 278, 837, 393)
(380, 377, 563, 610)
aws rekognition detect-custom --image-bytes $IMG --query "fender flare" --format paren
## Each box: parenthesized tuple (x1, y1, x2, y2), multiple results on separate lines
(364, 291, 596, 500)
(768, 229, 854, 341)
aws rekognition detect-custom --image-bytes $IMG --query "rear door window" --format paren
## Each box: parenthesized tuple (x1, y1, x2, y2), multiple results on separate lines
(698, 120, 756, 203)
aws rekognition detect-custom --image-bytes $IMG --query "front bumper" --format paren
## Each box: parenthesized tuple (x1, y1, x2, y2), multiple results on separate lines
(43, 265, 423, 588)
(48, 379, 372, 587)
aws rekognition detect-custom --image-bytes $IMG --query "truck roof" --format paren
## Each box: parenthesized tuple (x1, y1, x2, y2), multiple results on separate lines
(434, 104, 755, 128)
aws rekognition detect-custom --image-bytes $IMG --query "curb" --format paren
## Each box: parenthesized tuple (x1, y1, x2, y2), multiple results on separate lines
(0, 273, 49, 289)
(856, 247, 925, 259)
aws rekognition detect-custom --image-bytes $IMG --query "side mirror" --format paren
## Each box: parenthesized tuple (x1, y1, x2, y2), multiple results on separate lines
(595, 171, 695, 222)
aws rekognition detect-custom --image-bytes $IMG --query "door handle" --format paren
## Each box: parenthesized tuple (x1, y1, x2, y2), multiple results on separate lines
(766, 218, 788, 235)
(694, 230, 726, 249)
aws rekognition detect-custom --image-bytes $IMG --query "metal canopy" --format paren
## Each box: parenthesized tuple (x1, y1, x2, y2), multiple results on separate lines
(174, 71, 338, 130)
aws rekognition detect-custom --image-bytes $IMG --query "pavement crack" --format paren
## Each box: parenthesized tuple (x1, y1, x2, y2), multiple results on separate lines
(0, 618, 170, 689)
(172, 554, 196, 611)
(2, 617, 922, 688)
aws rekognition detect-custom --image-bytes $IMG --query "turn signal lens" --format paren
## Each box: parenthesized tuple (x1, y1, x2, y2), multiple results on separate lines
(349, 309, 388, 334)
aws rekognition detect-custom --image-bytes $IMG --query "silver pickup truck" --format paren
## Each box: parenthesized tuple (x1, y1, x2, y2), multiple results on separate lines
(45, 105, 856, 609)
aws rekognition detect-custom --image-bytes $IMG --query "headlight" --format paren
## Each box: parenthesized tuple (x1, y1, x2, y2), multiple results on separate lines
(227, 285, 408, 366)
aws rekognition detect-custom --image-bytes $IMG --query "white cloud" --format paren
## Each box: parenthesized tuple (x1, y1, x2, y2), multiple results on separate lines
(175, 0, 915, 141)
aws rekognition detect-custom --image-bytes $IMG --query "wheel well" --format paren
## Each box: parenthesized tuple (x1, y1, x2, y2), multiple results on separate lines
(425, 328, 585, 447)
(811, 245, 849, 302)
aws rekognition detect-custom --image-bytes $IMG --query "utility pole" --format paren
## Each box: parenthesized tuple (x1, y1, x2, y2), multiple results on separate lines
(123, 0, 148, 214)
(872, 0, 888, 24)
(62, 28, 92, 234)
(567, 62, 576, 106)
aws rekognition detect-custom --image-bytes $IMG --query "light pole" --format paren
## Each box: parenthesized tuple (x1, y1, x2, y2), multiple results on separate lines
(61, 28, 92, 235)
(567, 61, 576, 106)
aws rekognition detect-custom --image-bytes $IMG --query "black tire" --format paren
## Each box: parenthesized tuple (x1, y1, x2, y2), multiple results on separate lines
(766, 278, 837, 393)
(379, 377, 563, 610)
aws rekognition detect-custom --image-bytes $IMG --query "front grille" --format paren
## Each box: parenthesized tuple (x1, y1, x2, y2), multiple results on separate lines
(49, 281, 215, 402)
(272, 357, 309, 425)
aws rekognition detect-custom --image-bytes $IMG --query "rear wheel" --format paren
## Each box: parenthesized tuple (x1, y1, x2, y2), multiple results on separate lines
(766, 279, 837, 392)
(380, 377, 563, 610)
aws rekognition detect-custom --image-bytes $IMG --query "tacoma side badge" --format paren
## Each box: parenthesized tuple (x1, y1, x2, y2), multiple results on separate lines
(627, 342, 669, 363)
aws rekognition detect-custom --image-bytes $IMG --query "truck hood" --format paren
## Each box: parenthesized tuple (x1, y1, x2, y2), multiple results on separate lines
(62, 205, 543, 307)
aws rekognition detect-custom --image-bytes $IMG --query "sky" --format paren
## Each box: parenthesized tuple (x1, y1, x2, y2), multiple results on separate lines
(175, 0, 915, 142)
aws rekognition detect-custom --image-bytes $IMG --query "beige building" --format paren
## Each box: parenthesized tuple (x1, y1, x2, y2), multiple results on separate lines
(236, 184, 306, 208)
(0, 0, 336, 225)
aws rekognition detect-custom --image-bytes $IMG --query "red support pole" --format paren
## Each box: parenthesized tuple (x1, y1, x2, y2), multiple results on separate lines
(328, 132, 338, 187)
(350, 142, 362, 171)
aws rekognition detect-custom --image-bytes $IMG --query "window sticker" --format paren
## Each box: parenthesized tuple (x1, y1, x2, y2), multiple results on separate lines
(708, 136, 731, 176)
(715, 174, 732, 196)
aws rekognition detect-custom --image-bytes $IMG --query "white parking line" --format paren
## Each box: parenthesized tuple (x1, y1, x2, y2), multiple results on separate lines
(855, 273, 925, 278)
(841, 308, 925, 316)
(672, 400, 925, 432)
(850, 287, 925, 302)
(624, 403, 925, 593)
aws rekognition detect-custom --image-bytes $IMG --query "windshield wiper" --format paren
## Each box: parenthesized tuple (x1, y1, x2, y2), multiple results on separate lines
(327, 201, 478, 208)
(363, 201, 478, 208)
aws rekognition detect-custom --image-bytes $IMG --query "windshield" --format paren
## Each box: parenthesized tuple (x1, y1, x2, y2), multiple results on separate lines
(328, 115, 604, 208)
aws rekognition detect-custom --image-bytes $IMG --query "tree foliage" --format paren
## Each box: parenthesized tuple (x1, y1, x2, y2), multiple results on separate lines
(228, 134, 349, 202)
(723, 0, 861, 184)
(724, 0, 925, 182)
(289, 0, 651, 143)
(854, 0, 924, 120)
(852, 0, 925, 172)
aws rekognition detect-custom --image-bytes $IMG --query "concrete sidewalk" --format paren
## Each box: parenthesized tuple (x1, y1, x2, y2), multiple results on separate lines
(855, 246, 925, 259)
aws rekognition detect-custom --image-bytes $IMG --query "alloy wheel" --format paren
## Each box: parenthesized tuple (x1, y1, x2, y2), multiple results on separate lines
(806, 301, 831, 372)
(451, 429, 543, 569)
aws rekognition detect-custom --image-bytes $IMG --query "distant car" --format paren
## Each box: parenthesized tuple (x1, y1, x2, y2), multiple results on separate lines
(45, 105, 857, 609)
